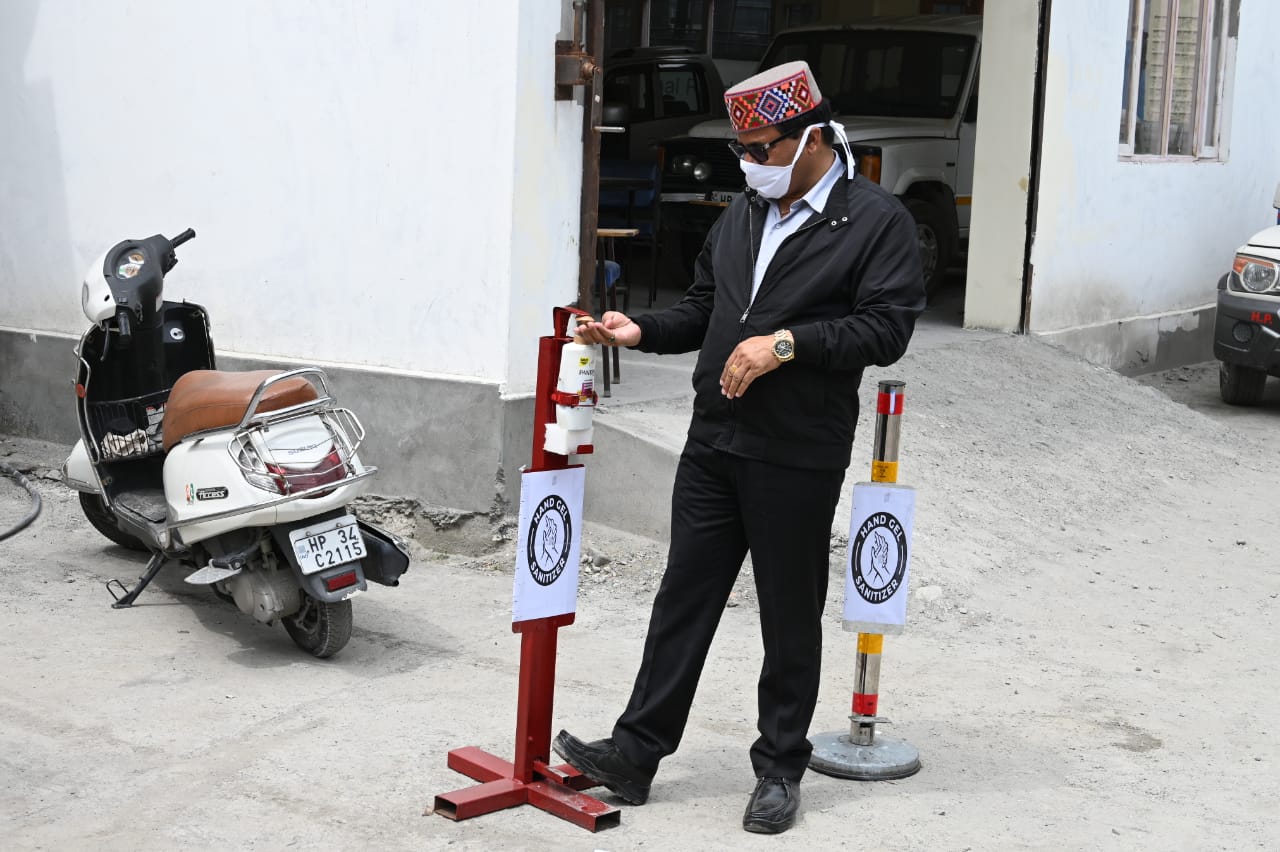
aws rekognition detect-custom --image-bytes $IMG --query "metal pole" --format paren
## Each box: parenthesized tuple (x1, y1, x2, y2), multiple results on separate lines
(576, 0, 606, 313)
(702, 0, 714, 55)
(433, 307, 621, 830)
(851, 379, 902, 745)
(808, 380, 920, 781)
(851, 633, 884, 745)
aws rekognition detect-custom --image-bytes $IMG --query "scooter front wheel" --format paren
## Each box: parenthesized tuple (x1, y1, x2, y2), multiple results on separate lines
(283, 595, 352, 658)
(79, 492, 150, 552)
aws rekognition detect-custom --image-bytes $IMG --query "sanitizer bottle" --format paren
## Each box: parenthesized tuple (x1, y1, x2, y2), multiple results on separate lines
(556, 316, 596, 431)
(543, 315, 598, 456)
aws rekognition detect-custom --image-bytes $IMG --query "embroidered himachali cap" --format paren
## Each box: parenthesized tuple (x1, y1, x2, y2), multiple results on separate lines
(724, 60, 824, 132)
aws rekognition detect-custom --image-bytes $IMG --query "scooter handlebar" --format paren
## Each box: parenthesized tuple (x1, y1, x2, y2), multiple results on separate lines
(170, 228, 196, 248)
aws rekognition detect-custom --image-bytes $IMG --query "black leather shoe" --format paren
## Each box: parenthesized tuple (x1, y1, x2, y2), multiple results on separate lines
(742, 777, 800, 834)
(553, 730, 653, 805)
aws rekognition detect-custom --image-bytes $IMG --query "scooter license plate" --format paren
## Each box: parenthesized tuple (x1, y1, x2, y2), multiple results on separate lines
(289, 515, 367, 575)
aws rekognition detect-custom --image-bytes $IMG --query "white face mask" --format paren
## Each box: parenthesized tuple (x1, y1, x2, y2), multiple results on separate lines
(738, 121, 858, 198)
(738, 124, 821, 199)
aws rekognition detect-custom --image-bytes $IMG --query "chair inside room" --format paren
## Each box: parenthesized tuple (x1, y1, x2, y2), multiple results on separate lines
(593, 240, 631, 398)
(598, 157, 663, 308)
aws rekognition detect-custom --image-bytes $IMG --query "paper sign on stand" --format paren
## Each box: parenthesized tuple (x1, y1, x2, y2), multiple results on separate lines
(843, 482, 916, 635)
(512, 466, 585, 623)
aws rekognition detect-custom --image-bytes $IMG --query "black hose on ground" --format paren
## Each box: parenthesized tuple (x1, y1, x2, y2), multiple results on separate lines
(0, 461, 43, 542)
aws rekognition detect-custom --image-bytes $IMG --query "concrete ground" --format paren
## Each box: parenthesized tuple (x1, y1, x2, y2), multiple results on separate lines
(3, 299, 1279, 849)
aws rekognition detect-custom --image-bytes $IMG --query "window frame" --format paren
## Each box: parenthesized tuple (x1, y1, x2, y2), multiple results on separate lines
(760, 30, 979, 121)
(603, 67, 657, 123)
(655, 63, 709, 120)
(1119, 0, 1232, 162)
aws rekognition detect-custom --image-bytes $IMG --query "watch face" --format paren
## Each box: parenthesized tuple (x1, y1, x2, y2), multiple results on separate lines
(774, 339, 794, 359)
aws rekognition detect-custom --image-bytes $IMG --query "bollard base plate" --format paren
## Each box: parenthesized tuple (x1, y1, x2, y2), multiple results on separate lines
(808, 731, 921, 781)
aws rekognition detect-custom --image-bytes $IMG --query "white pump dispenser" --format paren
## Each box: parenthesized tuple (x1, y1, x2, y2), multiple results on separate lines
(544, 316, 597, 456)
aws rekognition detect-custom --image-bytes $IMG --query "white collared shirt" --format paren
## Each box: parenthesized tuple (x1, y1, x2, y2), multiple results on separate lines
(750, 153, 844, 304)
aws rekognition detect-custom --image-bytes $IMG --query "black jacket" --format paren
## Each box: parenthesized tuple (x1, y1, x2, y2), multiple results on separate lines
(633, 167, 925, 470)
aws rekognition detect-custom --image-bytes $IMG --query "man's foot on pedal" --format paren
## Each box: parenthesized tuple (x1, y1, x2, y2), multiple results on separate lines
(553, 730, 653, 805)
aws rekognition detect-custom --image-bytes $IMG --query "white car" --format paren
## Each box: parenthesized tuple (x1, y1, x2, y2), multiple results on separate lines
(1213, 183, 1280, 405)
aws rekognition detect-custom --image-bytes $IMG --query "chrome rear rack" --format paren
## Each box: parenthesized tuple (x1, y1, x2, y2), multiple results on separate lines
(239, 368, 337, 429)
(228, 402, 369, 497)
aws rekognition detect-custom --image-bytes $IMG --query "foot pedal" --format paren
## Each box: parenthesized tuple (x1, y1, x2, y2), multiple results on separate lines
(184, 563, 243, 585)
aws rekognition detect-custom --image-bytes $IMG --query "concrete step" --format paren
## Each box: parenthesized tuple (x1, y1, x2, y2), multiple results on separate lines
(582, 284, 1000, 542)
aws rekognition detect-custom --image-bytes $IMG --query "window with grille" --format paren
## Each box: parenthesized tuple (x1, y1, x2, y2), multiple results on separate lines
(1119, 0, 1237, 160)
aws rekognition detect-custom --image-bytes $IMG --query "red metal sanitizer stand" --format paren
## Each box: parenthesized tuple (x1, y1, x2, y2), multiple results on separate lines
(432, 307, 620, 832)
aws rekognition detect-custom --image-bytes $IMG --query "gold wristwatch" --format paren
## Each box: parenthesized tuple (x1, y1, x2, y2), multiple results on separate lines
(772, 329, 795, 363)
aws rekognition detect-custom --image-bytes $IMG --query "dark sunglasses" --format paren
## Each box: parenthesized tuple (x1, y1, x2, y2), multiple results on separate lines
(727, 129, 801, 165)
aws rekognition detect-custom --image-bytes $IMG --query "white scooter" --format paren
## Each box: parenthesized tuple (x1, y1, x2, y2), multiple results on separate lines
(61, 228, 410, 657)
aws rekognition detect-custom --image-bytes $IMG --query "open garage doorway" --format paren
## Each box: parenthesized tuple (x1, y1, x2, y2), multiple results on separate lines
(593, 0, 1037, 339)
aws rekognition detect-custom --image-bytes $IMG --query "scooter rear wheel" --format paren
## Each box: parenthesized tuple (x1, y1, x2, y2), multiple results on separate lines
(284, 595, 352, 658)
(79, 492, 150, 552)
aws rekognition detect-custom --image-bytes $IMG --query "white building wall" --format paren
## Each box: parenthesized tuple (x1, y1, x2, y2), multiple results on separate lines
(964, 0, 1040, 333)
(504, 1, 586, 398)
(0, 1, 583, 390)
(1029, 0, 1279, 338)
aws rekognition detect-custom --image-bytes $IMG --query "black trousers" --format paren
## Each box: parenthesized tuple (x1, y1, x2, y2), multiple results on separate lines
(612, 438, 846, 781)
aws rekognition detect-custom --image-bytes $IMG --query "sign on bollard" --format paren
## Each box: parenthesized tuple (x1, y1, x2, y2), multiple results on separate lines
(843, 482, 915, 635)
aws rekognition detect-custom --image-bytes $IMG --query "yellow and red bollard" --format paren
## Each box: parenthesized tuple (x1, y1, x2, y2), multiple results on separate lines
(810, 380, 921, 780)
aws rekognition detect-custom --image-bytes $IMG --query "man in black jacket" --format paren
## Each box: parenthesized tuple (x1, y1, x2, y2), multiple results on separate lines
(556, 60, 925, 834)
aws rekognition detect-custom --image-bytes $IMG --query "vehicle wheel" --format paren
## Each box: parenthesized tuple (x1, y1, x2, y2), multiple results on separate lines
(903, 197, 954, 299)
(283, 595, 352, 659)
(1219, 361, 1267, 405)
(79, 492, 150, 552)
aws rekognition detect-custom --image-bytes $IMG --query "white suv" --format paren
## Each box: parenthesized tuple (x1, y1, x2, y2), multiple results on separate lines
(1213, 183, 1280, 404)
(658, 15, 981, 295)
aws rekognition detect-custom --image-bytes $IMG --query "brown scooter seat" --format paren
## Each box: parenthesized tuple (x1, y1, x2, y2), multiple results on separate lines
(162, 370, 319, 451)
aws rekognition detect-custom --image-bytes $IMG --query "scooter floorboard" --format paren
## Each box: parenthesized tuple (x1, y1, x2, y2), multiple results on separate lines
(112, 488, 166, 523)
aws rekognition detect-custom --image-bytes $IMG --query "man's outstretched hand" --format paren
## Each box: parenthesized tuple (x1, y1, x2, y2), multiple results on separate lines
(577, 312, 642, 348)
